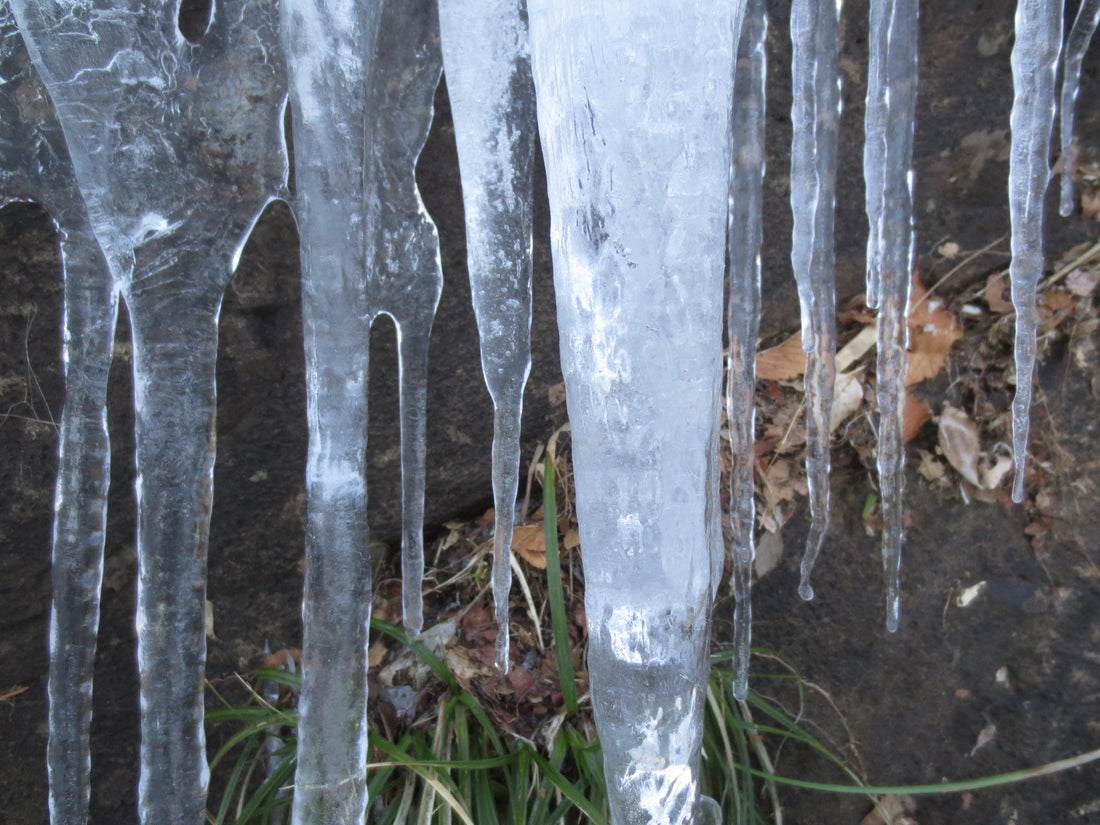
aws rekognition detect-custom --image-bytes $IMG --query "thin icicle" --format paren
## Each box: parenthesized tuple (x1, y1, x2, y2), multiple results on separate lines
(726, 0, 767, 701)
(438, 0, 537, 673)
(864, 0, 918, 633)
(790, 0, 842, 601)
(1059, 0, 1100, 217)
(367, 0, 444, 639)
(1008, 0, 1063, 504)
(11, 2, 286, 823)
(0, 12, 118, 824)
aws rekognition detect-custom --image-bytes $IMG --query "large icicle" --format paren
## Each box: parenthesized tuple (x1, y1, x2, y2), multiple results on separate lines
(437, 0, 537, 673)
(11, 2, 286, 823)
(1008, 0, 1063, 504)
(726, 0, 767, 701)
(791, 0, 842, 600)
(864, 0, 919, 632)
(1059, 0, 1100, 216)
(0, 12, 118, 825)
(529, 3, 736, 823)
(282, 0, 444, 819)
(280, 1, 379, 822)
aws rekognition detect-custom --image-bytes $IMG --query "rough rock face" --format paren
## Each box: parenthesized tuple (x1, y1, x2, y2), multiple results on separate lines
(1, 1, 1098, 822)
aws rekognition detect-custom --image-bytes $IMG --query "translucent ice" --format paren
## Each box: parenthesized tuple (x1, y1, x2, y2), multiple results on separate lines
(529, 2, 736, 822)
(438, 0, 537, 673)
(1059, 0, 1100, 217)
(0, 11, 117, 824)
(864, 0, 918, 632)
(10, 0, 286, 822)
(726, 0, 767, 701)
(791, 0, 842, 601)
(281, 0, 442, 820)
(1008, 0, 1062, 503)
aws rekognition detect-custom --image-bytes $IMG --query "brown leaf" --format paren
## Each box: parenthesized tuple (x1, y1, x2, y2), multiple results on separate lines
(756, 332, 806, 381)
(904, 395, 932, 442)
(512, 523, 547, 569)
(907, 276, 963, 387)
(368, 640, 389, 668)
(938, 405, 982, 486)
(983, 271, 1014, 315)
(1082, 188, 1100, 221)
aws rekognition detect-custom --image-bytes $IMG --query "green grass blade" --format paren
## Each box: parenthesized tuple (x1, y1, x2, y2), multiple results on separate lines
(542, 458, 578, 715)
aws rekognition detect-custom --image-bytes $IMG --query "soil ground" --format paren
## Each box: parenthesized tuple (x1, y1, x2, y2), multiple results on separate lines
(2, 1, 1100, 823)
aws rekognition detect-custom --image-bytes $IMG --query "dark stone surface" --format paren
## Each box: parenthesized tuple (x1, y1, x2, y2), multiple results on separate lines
(1, 1, 1098, 822)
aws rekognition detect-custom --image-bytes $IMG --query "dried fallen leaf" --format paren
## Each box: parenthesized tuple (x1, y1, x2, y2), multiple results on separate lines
(908, 276, 963, 386)
(1082, 188, 1100, 221)
(753, 530, 783, 579)
(860, 794, 918, 825)
(916, 449, 946, 482)
(1066, 266, 1100, 297)
(903, 394, 932, 442)
(968, 723, 997, 756)
(512, 523, 547, 569)
(369, 639, 389, 668)
(830, 369, 865, 431)
(980, 455, 1014, 490)
(984, 271, 1014, 315)
(938, 405, 982, 486)
(756, 331, 806, 381)
(563, 527, 581, 550)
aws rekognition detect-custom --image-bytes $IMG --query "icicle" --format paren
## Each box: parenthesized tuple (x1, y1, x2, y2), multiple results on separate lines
(1008, 0, 1063, 504)
(791, 0, 842, 601)
(726, 0, 767, 701)
(437, 0, 537, 673)
(281, 0, 380, 821)
(283, 0, 444, 818)
(0, 13, 118, 825)
(1059, 0, 1100, 217)
(369, 1, 444, 639)
(11, 1, 287, 822)
(529, 3, 736, 823)
(864, 0, 918, 632)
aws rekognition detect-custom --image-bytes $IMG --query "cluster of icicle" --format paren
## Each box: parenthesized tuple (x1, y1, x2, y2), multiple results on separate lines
(1, 0, 1096, 823)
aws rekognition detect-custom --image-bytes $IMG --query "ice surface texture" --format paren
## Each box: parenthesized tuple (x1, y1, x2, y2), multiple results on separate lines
(281, 0, 442, 821)
(438, 0, 536, 674)
(727, 0, 767, 701)
(1008, 0, 1062, 504)
(791, 0, 842, 602)
(0, 10, 117, 824)
(864, 0, 918, 632)
(1060, 0, 1100, 217)
(9, 0, 287, 822)
(528, 2, 736, 822)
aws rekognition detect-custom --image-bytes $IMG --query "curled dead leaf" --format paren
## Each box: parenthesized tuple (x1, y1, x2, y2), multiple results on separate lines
(512, 523, 547, 569)
(938, 405, 982, 486)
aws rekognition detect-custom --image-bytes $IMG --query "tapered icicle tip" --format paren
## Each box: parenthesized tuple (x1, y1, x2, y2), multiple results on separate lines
(1012, 462, 1027, 504)
(886, 590, 900, 633)
(798, 577, 814, 602)
(696, 795, 722, 825)
(494, 624, 510, 674)
(731, 675, 749, 702)
(1060, 175, 1076, 219)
